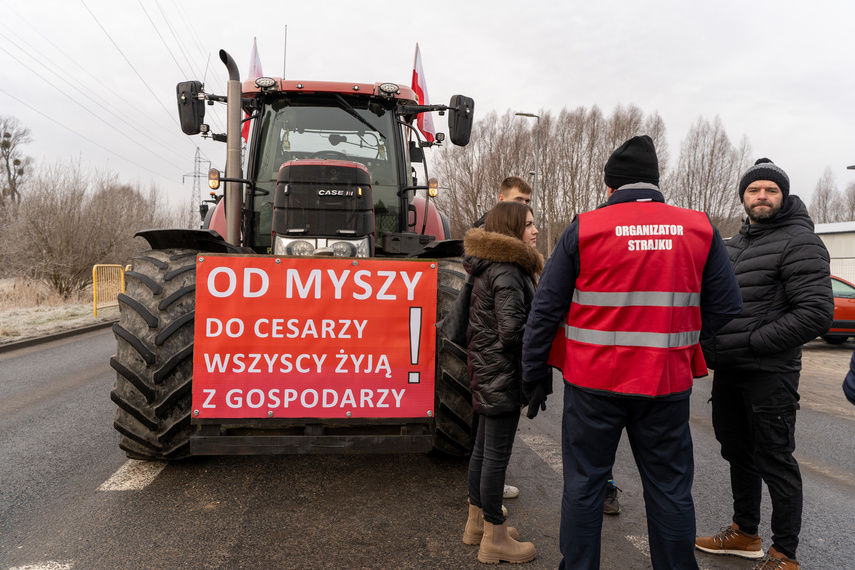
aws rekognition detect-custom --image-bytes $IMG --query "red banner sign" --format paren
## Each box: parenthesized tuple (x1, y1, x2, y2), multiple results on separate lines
(192, 255, 438, 419)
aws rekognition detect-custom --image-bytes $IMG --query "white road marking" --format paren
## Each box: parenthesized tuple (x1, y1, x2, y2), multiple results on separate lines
(627, 534, 651, 556)
(522, 436, 713, 570)
(519, 434, 563, 475)
(9, 562, 73, 570)
(98, 459, 166, 491)
(627, 534, 711, 569)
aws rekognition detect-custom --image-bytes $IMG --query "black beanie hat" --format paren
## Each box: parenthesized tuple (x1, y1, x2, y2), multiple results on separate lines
(603, 135, 660, 189)
(738, 158, 790, 202)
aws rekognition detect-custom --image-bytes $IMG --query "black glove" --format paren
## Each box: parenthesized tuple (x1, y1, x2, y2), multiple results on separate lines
(522, 378, 549, 419)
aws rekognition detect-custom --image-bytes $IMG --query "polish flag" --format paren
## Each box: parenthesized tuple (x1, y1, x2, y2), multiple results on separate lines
(242, 38, 263, 142)
(411, 44, 436, 143)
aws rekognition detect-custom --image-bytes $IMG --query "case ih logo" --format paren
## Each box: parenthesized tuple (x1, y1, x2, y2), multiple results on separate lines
(318, 189, 355, 197)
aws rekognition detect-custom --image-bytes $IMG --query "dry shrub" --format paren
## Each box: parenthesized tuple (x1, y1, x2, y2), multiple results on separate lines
(0, 160, 185, 298)
(0, 277, 90, 308)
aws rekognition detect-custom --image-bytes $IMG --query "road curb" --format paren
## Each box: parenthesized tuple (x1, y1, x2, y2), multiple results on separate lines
(0, 320, 117, 354)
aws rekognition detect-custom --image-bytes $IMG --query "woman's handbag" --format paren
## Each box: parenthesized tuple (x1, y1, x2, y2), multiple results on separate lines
(436, 276, 473, 346)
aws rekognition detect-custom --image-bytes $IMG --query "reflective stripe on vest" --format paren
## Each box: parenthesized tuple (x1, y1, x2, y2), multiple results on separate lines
(562, 200, 713, 396)
(572, 290, 701, 308)
(564, 324, 700, 349)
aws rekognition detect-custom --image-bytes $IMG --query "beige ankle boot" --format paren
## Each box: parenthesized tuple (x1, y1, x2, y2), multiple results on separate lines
(463, 503, 519, 545)
(477, 520, 536, 564)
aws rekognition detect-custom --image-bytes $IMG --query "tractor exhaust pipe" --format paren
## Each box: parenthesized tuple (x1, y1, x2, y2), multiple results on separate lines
(219, 49, 243, 247)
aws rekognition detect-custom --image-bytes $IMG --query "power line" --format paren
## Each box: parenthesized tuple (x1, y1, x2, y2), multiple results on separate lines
(0, 37, 190, 171)
(136, 0, 225, 133)
(165, 0, 228, 96)
(0, 2, 195, 150)
(154, 0, 204, 80)
(0, 85, 181, 183)
(136, 0, 189, 78)
(79, 0, 185, 134)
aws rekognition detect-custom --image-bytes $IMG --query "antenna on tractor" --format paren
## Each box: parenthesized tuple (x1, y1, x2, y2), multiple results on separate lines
(283, 25, 288, 78)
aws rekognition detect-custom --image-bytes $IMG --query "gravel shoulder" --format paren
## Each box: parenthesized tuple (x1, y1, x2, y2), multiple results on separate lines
(0, 304, 118, 345)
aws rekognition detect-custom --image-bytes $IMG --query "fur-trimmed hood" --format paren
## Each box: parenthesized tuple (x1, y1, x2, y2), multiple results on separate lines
(463, 227, 544, 279)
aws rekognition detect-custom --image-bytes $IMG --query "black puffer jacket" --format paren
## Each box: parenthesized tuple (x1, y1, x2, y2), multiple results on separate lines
(701, 195, 833, 373)
(464, 228, 544, 415)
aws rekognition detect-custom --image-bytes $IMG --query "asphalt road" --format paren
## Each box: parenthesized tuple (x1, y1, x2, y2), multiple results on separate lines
(1, 331, 853, 569)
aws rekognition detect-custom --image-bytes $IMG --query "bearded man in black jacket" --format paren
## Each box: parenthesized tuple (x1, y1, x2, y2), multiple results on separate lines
(696, 159, 834, 570)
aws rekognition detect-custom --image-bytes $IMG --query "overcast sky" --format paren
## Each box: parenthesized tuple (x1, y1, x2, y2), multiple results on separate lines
(2, 0, 854, 216)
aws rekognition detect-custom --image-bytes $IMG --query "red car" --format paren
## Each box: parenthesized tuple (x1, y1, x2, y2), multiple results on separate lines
(822, 276, 855, 344)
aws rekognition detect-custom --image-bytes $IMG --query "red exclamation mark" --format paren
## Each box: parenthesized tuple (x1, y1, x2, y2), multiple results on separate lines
(408, 307, 421, 383)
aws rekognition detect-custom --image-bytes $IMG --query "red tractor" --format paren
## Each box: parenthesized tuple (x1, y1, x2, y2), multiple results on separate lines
(110, 50, 475, 460)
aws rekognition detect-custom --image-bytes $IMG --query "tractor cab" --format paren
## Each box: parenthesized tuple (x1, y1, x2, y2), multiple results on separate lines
(247, 87, 406, 254)
(177, 70, 473, 257)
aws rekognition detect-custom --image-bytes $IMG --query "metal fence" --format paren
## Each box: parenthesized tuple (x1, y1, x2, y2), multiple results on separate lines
(93, 264, 125, 317)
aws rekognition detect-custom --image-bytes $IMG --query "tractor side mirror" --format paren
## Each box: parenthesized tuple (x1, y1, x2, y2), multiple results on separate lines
(448, 95, 475, 146)
(176, 81, 206, 135)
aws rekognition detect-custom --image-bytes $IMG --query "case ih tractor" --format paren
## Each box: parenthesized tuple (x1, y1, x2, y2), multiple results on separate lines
(109, 50, 475, 460)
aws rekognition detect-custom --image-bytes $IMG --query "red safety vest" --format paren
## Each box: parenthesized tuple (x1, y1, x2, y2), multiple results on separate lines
(561, 201, 713, 397)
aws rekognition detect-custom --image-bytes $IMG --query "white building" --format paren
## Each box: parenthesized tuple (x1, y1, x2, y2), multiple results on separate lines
(815, 222, 855, 283)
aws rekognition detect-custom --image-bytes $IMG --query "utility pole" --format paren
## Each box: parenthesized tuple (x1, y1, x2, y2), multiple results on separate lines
(183, 147, 210, 227)
(514, 112, 540, 220)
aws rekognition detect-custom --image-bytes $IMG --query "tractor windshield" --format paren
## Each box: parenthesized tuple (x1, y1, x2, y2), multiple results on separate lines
(250, 96, 401, 251)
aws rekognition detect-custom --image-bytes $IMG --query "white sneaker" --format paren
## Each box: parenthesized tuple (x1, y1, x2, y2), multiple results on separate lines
(503, 484, 520, 499)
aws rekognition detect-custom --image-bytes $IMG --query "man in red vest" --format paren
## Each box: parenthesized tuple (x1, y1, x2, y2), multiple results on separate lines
(522, 135, 743, 569)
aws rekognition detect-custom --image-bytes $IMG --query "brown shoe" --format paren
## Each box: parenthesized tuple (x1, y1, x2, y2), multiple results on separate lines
(463, 502, 519, 545)
(695, 522, 764, 559)
(753, 546, 800, 569)
(477, 521, 536, 564)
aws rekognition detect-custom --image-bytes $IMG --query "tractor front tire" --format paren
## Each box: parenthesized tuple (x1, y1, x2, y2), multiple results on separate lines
(110, 248, 199, 460)
(432, 259, 473, 456)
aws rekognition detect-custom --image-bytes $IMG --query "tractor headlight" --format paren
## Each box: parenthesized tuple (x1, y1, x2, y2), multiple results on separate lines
(273, 235, 370, 257)
(273, 235, 316, 256)
(330, 241, 355, 257)
(330, 237, 370, 257)
(288, 240, 316, 256)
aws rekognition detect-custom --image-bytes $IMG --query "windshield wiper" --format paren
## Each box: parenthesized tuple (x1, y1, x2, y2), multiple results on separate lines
(334, 94, 386, 139)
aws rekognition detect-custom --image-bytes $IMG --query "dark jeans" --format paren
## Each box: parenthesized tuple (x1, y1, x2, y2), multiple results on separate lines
(711, 370, 802, 559)
(559, 383, 698, 570)
(468, 410, 521, 525)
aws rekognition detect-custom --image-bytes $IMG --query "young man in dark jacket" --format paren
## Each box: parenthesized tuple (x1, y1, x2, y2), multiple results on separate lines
(473, 176, 533, 228)
(696, 159, 834, 569)
(522, 135, 743, 569)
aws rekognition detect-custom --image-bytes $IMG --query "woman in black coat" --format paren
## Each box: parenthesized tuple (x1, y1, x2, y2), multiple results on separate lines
(461, 201, 543, 564)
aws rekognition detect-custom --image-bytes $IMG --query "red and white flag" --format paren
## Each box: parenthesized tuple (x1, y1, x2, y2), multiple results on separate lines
(242, 37, 263, 142)
(411, 43, 436, 143)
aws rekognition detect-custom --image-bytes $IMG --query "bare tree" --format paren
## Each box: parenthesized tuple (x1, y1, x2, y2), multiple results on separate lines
(432, 110, 532, 238)
(664, 116, 749, 236)
(433, 104, 670, 255)
(0, 116, 33, 208)
(841, 181, 855, 222)
(809, 166, 842, 223)
(0, 160, 182, 298)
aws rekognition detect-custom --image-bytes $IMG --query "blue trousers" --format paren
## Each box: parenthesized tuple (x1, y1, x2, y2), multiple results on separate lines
(559, 383, 698, 570)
